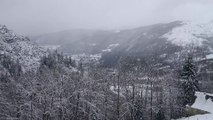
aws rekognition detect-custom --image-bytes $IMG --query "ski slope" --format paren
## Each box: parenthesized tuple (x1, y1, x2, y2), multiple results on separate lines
(177, 92, 213, 120)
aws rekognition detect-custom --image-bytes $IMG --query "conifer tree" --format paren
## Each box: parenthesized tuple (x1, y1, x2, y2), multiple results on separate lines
(181, 55, 199, 106)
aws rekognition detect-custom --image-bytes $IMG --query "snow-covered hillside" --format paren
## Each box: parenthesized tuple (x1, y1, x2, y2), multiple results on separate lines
(163, 21, 213, 47)
(33, 21, 213, 54)
(177, 92, 213, 120)
(0, 25, 46, 71)
(31, 21, 213, 74)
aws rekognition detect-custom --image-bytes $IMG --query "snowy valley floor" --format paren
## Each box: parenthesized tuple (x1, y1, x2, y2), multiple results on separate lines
(176, 92, 213, 120)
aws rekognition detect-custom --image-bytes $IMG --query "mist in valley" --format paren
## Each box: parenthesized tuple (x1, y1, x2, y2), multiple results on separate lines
(1, 0, 213, 120)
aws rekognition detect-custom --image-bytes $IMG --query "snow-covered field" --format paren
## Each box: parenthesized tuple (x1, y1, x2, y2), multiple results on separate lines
(110, 84, 152, 97)
(176, 92, 213, 120)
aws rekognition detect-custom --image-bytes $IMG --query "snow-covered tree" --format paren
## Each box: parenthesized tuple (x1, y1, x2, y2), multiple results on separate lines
(180, 55, 199, 106)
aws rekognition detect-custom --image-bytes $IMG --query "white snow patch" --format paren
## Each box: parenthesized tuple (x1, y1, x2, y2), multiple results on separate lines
(163, 21, 213, 47)
(176, 92, 213, 120)
(110, 84, 153, 98)
(206, 54, 213, 59)
(102, 43, 120, 52)
(71, 53, 101, 62)
(110, 86, 125, 97)
(102, 49, 111, 52)
(108, 43, 120, 48)
(42, 45, 61, 50)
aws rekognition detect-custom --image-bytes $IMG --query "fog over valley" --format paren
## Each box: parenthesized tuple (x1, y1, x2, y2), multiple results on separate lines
(1, 0, 213, 35)
(1, 0, 213, 120)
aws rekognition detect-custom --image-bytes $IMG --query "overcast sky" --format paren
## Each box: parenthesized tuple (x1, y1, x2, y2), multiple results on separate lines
(1, 0, 213, 36)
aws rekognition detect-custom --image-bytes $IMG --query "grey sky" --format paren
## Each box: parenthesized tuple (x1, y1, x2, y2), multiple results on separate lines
(0, 0, 213, 36)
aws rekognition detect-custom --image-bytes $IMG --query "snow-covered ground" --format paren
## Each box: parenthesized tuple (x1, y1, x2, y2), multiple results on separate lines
(176, 92, 213, 120)
(102, 43, 120, 52)
(71, 53, 101, 62)
(41, 45, 61, 50)
(110, 84, 153, 98)
(206, 54, 213, 60)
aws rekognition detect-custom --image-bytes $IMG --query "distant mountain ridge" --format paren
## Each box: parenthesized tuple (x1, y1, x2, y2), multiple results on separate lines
(31, 21, 181, 54)
(31, 21, 213, 86)
(1, 21, 213, 93)
(31, 21, 213, 58)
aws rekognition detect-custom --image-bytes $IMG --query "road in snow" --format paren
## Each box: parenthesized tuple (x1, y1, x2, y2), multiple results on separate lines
(176, 92, 213, 120)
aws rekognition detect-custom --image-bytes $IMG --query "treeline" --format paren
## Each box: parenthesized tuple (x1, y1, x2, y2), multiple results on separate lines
(0, 51, 199, 120)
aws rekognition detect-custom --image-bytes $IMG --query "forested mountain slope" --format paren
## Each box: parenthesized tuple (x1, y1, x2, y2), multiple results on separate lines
(32, 21, 213, 92)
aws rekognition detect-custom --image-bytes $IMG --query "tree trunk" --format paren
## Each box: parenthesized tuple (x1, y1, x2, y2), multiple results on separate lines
(117, 75, 120, 120)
